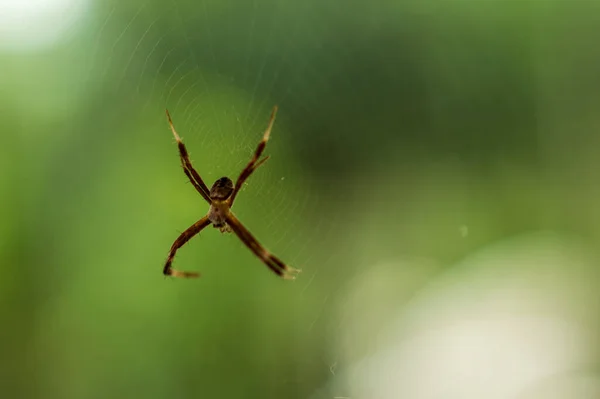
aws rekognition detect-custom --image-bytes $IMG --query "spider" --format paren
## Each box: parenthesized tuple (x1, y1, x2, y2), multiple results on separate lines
(163, 105, 301, 280)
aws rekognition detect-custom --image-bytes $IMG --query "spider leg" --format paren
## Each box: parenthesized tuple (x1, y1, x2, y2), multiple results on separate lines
(226, 212, 301, 279)
(252, 155, 270, 172)
(229, 106, 278, 207)
(166, 109, 212, 204)
(164, 216, 211, 278)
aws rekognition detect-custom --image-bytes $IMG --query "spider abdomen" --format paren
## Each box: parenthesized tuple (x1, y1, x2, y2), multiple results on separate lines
(208, 200, 230, 229)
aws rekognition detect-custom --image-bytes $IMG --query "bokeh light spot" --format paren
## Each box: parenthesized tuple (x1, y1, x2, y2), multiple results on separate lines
(0, 0, 90, 52)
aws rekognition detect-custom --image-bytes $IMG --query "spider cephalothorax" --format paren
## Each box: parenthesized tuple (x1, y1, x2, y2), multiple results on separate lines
(163, 106, 300, 280)
(209, 177, 234, 200)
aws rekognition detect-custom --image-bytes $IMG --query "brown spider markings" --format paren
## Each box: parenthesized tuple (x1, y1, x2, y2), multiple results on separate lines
(163, 106, 301, 280)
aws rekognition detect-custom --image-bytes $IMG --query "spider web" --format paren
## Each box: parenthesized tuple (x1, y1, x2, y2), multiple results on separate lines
(71, 1, 347, 396)
(86, 0, 340, 277)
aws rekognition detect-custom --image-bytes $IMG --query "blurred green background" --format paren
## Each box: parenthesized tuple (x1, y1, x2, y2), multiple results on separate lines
(2, 0, 600, 398)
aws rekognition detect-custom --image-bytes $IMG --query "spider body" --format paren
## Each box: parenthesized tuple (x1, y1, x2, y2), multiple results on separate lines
(163, 106, 300, 280)
(209, 176, 234, 200)
(208, 200, 230, 230)
(208, 177, 233, 230)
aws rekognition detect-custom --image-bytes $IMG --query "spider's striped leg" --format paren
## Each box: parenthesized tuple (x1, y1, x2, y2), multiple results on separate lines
(166, 109, 212, 204)
(226, 212, 301, 279)
(164, 216, 211, 278)
(229, 106, 277, 206)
